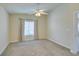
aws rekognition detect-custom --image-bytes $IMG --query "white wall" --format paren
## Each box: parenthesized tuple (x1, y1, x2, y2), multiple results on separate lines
(48, 4, 79, 53)
(48, 4, 73, 50)
(0, 6, 9, 55)
(9, 14, 48, 42)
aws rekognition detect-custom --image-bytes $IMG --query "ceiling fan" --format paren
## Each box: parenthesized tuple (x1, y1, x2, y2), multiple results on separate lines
(33, 3, 48, 16)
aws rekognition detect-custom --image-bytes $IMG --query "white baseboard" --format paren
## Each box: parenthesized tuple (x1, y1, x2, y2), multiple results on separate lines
(10, 40, 19, 43)
(0, 43, 9, 55)
(48, 39, 70, 49)
(48, 39, 79, 54)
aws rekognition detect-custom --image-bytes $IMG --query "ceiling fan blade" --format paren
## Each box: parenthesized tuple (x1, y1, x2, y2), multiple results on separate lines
(40, 11, 48, 15)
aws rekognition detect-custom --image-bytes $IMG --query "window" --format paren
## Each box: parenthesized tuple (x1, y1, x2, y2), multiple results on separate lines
(24, 21, 34, 35)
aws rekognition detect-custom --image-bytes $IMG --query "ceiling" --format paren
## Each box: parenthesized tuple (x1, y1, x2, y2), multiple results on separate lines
(0, 3, 60, 14)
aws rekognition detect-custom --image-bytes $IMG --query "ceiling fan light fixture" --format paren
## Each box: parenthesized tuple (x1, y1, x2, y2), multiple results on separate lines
(35, 12, 41, 16)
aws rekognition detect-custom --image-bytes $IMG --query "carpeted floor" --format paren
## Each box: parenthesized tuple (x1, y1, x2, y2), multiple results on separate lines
(1, 40, 78, 56)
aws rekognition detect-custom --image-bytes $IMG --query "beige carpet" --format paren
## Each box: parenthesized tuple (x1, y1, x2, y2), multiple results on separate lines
(1, 40, 77, 56)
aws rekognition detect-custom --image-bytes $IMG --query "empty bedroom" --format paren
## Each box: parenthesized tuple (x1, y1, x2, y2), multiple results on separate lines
(0, 3, 79, 56)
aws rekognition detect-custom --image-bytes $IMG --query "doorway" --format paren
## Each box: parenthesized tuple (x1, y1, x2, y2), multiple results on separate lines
(72, 12, 79, 53)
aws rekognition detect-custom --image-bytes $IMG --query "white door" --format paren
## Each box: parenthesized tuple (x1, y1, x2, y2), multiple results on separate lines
(72, 12, 79, 53)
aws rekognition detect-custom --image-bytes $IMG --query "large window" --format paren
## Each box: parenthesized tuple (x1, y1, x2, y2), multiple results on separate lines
(24, 21, 34, 35)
